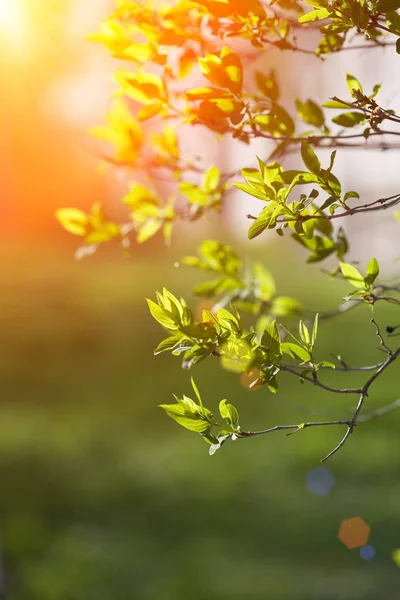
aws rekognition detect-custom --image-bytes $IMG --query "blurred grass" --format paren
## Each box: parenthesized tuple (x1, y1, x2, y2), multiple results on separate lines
(0, 237, 399, 599)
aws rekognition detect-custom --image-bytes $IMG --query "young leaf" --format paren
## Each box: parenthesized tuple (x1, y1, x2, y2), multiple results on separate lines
(56, 208, 88, 236)
(364, 257, 380, 287)
(339, 263, 365, 289)
(295, 98, 324, 128)
(248, 212, 270, 239)
(311, 313, 319, 347)
(191, 377, 203, 406)
(281, 342, 311, 363)
(343, 191, 360, 202)
(147, 298, 178, 329)
(261, 320, 282, 362)
(346, 73, 363, 95)
(219, 399, 239, 428)
(301, 142, 321, 174)
(154, 336, 181, 355)
(377, 0, 400, 12)
(332, 112, 365, 128)
(299, 8, 331, 23)
(203, 165, 220, 192)
(299, 320, 311, 346)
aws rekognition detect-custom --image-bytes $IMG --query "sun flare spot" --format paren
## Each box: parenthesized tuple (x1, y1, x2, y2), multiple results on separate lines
(0, 0, 24, 39)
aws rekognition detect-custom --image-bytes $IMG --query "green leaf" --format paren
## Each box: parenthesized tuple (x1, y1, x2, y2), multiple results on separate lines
(365, 257, 379, 287)
(295, 98, 324, 128)
(233, 182, 268, 201)
(179, 182, 209, 205)
(316, 361, 335, 369)
(56, 208, 88, 236)
(370, 83, 382, 99)
(261, 320, 282, 361)
(323, 100, 351, 109)
(191, 377, 203, 406)
(248, 212, 270, 239)
(332, 112, 365, 128)
(397, 38, 400, 54)
(219, 399, 239, 428)
(147, 298, 178, 328)
(281, 342, 311, 363)
(344, 191, 360, 202)
(319, 195, 338, 212)
(376, 0, 400, 13)
(386, 11, 400, 35)
(303, 0, 329, 7)
(137, 219, 162, 243)
(299, 8, 331, 23)
(159, 401, 214, 433)
(203, 165, 220, 192)
(346, 73, 363, 95)
(318, 169, 342, 196)
(285, 172, 320, 196)
(255, 69, 279, 102)
(327, 150, 336, 173)
(311, 313, 319, 347)
(299, 320, 310, 346)
(154, 336, 181, 355)
(339, 262, 365, 288)
(301, 142, 321, 174)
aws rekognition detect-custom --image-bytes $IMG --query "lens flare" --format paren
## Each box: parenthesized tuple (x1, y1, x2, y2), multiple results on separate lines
(0, 0, 24, 41)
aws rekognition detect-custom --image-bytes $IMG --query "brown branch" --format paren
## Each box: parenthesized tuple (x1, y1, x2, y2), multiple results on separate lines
(245, 192, 400, 224)
(249, 129, 400, 144)
(280, 365, 362, 395)
(240, 420, 351, 438)
(371, 317, 393, 354)
(321, 345, 400, 462)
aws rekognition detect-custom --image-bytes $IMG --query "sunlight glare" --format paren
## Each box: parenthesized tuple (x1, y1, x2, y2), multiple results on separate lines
(0, 0, 24, 42)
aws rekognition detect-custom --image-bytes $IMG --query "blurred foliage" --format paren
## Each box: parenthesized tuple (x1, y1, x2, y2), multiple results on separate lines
(1, 241, 400, 599)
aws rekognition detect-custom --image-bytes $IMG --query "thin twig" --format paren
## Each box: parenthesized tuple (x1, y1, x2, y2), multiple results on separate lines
(245, 192, 400, 224)
(281, 365, 362, 394)
(371, 317, 393, 354)
(240, 420, 351, 438)
(321, 346, 400, 462)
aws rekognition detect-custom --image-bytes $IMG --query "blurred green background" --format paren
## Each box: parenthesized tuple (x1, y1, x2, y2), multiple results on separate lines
(1, 235, 400, 600)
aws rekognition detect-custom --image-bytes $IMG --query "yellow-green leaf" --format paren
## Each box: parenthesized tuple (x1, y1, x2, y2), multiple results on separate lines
(340, 262, 365, 288)
(56, 208, 88, 236)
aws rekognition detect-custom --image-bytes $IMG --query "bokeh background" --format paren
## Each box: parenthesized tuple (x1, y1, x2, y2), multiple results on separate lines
(1, 1, 400, 598)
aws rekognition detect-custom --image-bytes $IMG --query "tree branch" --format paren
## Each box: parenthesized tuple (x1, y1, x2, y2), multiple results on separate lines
(246, 192, 400, 224)
(321, 346, 400, 461)
(240, 420, 351, 437)
(280, 365, 362, 394)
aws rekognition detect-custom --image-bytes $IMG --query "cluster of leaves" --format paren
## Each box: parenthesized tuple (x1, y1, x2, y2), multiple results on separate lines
(339, 257, 381, 301)
(159, 377, 242, 454)
(236, 144, 352, 262)
(300, 0, 400, 55)
(148, 282, 333, 393)
(157, 314, 339, 454)
(56, 0, 400, 260)
(56, 1, 400, 458)
(180, 239, 301, 318)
